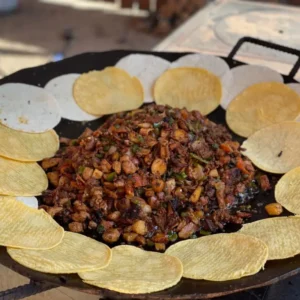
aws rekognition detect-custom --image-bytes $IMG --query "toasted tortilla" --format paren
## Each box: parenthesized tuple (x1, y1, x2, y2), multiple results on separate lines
(79, 245, 183, 294)
(0, 124, 59, 162)
(165, 233, 268, 281)
(241, 121, 300, 174)
(221, 65, 283, 109)
(226, 82, 300, 137)
(8, 231, 111, 273)
(0, 196, 63, 249)
(275, 166, 300, 215)
(0, 156, 48, 196)
(73, 68, 144, 116)
(240, 217, 300, 260)
(154, 67, 222, 115)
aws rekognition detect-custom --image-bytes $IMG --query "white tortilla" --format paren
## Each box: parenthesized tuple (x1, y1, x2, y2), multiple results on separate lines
(116, 54, 170, 103)
(170, 53, 229, 77)
(0, 83, 61, 133)
(16, 196, 38, 209)
(45, 74, 101, 121)
(221, 65, 283, 109)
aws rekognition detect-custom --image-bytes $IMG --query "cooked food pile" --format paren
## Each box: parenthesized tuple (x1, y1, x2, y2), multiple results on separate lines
(40, 104, 267, 250)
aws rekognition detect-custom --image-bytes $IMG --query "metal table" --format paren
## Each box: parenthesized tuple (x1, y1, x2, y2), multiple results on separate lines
(154, 0, 300, 81)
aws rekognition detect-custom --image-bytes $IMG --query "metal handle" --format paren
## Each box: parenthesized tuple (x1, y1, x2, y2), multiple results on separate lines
(228, 36, 300, 80)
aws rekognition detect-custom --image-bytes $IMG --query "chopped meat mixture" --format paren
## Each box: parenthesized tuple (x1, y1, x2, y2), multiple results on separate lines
(41, 104, 261, 251)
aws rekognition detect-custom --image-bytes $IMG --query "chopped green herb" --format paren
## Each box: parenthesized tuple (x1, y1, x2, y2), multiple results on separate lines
(106, 172, 116, 182)
(153, 122, 162, 128)
(190, 234, 198, 239)
(168, 117, 174, 125)
(174, 171, 187, 181)
(114, 124, 120, 129)
(97, 224, 105, 235)
(131, 144, 140, 153)
(147, 240, 154, 247)
(78, 166, 85, 174)
(71, 140, 78, 146)
(168, 232, 178, 242)
(212, 143, 219, 149)
(181, 212, 189, 218)
(103, 145, 110, 152)
(137, 135, 144, 143)
(132, 198, 140, 205)
(190, 153, 209, 164)
(135, 187, 144, 197)
(200, 229, 212, 236)
(96, 153, 104, 159)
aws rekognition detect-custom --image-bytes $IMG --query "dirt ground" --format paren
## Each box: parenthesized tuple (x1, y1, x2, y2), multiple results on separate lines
(0, 0, 161, 79)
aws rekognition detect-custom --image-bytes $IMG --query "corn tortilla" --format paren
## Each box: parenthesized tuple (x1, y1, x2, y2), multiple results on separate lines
(0, 124, 59, 162)
(239, 217, 300, 260)
(0, 83, 61, 133)
(275, 167, 300, 215)
(154, 67, 222, 115)
(7, 232, 111, 274)
(221, 65, 283, 109)
(226, 82, 300, 137)
(0, 197, 64, 249)
(0, 156, 48, 196)
(116, 54, 170, 103)
(79, 245, 183, 294)
(73, 68, 144, 116)
(241, 121, 300, 174)
(165, 233, 268, 281)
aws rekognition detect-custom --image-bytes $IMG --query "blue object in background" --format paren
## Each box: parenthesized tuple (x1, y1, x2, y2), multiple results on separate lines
(0, 0, 18, 13)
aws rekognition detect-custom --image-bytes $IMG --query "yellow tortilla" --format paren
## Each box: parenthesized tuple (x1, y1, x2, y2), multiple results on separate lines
(226, 82, 300, 137)
(0, 156, 48, 196)
(0, 196, 63, 249)
(73, 68, 144, 115)
(241, 121, 300, 174)
(0, 124, 59, 162)
(240, 217, 300, 260)
(154, 67, 222, 115)
(275, 167, 300, 215)
(7, 232, 111, 274)
(79, 245, 183, 294)
(165, 233, 268, 281)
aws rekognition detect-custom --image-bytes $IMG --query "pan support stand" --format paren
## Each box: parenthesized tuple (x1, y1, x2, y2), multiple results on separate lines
(0, 280, 56, 300)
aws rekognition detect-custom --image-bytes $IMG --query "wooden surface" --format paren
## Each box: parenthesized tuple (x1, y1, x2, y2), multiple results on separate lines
(0, 264, 98, 300)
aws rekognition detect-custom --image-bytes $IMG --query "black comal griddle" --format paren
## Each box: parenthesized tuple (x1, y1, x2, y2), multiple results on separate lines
(0, 37, 300, 300)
